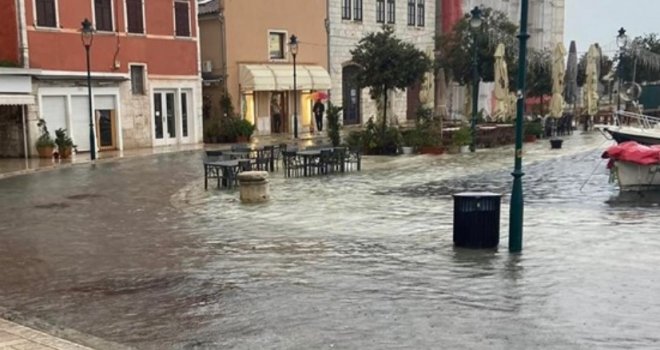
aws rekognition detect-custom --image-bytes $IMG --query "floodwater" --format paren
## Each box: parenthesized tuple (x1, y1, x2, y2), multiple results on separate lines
(1, 134, 659, 350)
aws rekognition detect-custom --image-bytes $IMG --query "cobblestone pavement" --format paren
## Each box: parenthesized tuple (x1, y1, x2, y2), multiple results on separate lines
(0, 319, 93, 350)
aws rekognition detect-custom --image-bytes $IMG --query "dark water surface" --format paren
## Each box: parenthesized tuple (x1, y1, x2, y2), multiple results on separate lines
(1, 134, 659, 349)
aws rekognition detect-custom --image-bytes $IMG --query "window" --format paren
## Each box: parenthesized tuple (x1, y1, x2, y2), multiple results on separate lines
(387, 0, 396, 24)
(174, 1, 190, 37)
(125, 0, 144, 33)
(417, 0, 425, 27)
(130, 65, 145, 94)
(354, 0, 363, 21)
(376, 0, 385, 23)
(269, 32, 285, 60)
(94, 0, 113, 31)
(35, 0, 57, 27)
(181, 92, 188, 137)
(342, 0, 351, 19)
(407, 0, 415, 26)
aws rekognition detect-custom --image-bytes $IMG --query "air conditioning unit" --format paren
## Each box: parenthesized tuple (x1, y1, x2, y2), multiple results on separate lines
(202, 61, 213, 73)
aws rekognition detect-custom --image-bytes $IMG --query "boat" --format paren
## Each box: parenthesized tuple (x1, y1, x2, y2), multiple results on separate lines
(595, 111, 660, 145)
(602, 141, 660, 191)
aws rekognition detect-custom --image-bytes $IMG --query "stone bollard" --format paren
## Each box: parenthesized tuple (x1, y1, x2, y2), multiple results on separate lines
(237, 171, 270, 203)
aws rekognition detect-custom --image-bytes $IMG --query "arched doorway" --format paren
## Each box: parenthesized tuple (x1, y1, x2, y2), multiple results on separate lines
(342, 65, 361, 125)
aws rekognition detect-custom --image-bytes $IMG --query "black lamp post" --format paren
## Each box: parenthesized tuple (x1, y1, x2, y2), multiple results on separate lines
(616, 27, 629, 112)
(81, 18, 96, 160)
(469, 6, 482, 153)
(288, 35, 299, 139)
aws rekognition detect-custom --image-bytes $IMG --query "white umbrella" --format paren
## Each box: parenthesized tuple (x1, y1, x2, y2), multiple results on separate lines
(549, 43, 566, 118)
(492, 43, 510, 121)
(585, 44, 600, 117)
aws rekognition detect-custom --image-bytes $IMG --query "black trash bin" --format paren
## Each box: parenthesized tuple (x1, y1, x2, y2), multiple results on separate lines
(453, 192, 501, 249)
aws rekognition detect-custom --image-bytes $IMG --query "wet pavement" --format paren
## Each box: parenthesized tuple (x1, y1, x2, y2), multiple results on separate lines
(1, 133, 659, 349)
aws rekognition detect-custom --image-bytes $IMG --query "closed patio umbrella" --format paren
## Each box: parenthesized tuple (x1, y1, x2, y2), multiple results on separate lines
(585, 44, 600, 117)
(564, 41, 579, 107)
(549, 43, 566, 118)
(492, 43, 510, 121)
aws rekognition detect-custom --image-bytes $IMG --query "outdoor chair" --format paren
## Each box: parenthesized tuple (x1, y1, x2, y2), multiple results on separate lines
(231, 144, 251, 153)
(282, 151, 303, 178)
(332, 147, 348, 173)
(345, 148, 362, 172)
(203, 151, 224, 190)
(253, 149, 271, 171)
(313, 149, 334, 175)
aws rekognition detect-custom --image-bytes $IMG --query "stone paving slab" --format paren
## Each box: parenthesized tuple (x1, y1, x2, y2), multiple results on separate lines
(0, 319, 94, 350)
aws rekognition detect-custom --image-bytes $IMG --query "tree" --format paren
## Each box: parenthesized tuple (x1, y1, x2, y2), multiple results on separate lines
(525, 49, 553, 115)
(350, 26, 432, 130)
(436, 8, 518, 87)
(619, 33, 660, 83)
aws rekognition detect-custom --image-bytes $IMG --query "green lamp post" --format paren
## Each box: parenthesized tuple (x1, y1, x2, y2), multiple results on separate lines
(509, 0, 530, 253)
(469, 6, 482, 153)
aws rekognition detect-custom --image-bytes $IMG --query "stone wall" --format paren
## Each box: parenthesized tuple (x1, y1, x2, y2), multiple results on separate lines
(118, 80, 152, 149)
(328, 0, 436, 126)
(0, 106, 25, 157)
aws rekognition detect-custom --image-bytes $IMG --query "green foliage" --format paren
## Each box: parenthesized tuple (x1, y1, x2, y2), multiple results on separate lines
(413, 112, 443, 147)
(220, 93, 235, 117)
(452, 126, 473, 146)
(204, 117, 254, 142)
(437, 8, 518, 86)
(351, 26, 432, 128)
(618, 34, 660, 84)
(35, 119, 55, 149)
(54, 128, 75, 151)
(233, 118, 255, 137)
(0, 60, 19, 68)
(326, 102, 342, 147)
(524, 121, 543, 136)
(344, 118, 402, 155)
(526, 49, 553, 98)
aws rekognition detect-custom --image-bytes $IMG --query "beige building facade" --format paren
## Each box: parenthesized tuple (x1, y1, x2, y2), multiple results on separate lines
(199, 0, 330, 137)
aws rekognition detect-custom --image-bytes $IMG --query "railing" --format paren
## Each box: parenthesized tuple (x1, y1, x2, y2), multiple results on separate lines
(614, 111, 660, 130)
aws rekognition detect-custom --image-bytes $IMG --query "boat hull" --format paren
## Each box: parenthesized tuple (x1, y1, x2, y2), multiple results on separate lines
(613, 161, 660, 191)
(604, 128, 660, 145)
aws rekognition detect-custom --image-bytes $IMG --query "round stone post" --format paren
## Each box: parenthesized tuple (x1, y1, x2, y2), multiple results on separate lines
(237, 171, 270, 203)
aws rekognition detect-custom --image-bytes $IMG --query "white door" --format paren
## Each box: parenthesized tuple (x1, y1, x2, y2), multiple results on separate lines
(41, 96, 67, 138)
(70, 96, 91, 152)
(153, 91, 177, 146)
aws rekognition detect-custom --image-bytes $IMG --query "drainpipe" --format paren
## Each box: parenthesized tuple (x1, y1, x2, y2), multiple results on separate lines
(325, 0, 331, 101)
(16, 0, 29, 68)
(219, 12, 227, 93)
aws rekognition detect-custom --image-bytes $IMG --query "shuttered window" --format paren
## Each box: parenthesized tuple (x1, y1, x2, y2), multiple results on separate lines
(354, 0, 363, 21)
(387, 0, 395, 24)
(376, 0, 385, 23)
(130, 65, 145, 95)
(94, 0, 113, 31)
(407, 0, 415, 26)
(126, 0, 144, 33)
(342, 0, 351, 19)
(175, 1, 190, 37)
(417, 0, 425, 27)
(35, 0, 57, 27)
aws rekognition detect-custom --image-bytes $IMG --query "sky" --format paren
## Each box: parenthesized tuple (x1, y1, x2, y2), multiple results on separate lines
(565, 0, 660, 56)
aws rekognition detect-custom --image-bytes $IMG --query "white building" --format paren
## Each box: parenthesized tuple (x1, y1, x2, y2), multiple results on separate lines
(462, 0, 565, 51)
(328, 0, 436, 126)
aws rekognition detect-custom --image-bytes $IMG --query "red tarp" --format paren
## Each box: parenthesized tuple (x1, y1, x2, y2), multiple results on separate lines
(602, 141, 660, 166)
(442, 0, 463, 33)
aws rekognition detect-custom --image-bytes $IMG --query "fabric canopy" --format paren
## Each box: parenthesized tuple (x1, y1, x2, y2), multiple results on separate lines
(0, 94, 35, 106)
(239, 64, 331, 92)
(585, 44, 600, 117)
(493, 43, 510, 121)
(549, 42, 566, 118)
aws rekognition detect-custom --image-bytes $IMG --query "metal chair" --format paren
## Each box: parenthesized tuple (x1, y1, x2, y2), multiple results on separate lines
(282, 150, 303, 178)
(345, 148, 362, 172)
(203, 151, 224, 190)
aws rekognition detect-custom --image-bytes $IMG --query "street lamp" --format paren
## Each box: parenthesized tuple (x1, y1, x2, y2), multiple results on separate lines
(288, 34, 299, 139)
(469, 6, 482, 153)
(81, 18, 96, 161)
(509, 0, 530, 253)
(616, 27, 629, 112)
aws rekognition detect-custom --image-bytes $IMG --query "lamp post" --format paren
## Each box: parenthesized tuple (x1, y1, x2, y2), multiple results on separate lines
(469, 6, 482, 153)
(509, 0, 530, 253)
(288, 35, 299, 139)
(616, 27, 629, 112)
(81, 18, 96, 161)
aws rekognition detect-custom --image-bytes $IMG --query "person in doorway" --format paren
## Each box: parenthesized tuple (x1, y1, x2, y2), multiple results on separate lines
(313, 99, 325, 132)
(271, 95, 282, 133)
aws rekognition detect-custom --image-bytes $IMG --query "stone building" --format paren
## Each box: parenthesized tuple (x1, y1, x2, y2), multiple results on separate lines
(0, 0, 202, 158)
(328, 0, 436, 126)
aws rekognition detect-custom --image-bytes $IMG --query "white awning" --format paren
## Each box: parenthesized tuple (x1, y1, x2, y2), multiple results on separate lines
(239, 64, 331, 92)
(0, 94, 35, 106)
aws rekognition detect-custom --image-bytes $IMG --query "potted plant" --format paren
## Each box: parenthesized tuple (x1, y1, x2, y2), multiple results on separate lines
(326, 103, 342, 147)
(524, 122, 543, 143)
(54, 128, 76, 159)
(401, 129, 419, 155)
(35, 119, 55, 158)
(452, 126, 473, 153)
(234, 118, 255, 143)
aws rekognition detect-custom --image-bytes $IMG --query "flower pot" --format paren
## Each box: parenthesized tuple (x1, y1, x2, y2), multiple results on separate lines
(419, 146, 445, 155)
(550, 139, 563, 149)
(524, 134, 537, 143)
(236, 135, 250, 143)
(59, 147, 73, 159)
(37, 146, 54, 159)
(401, 146, 414, 155)
(460, 145, 470, 153)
